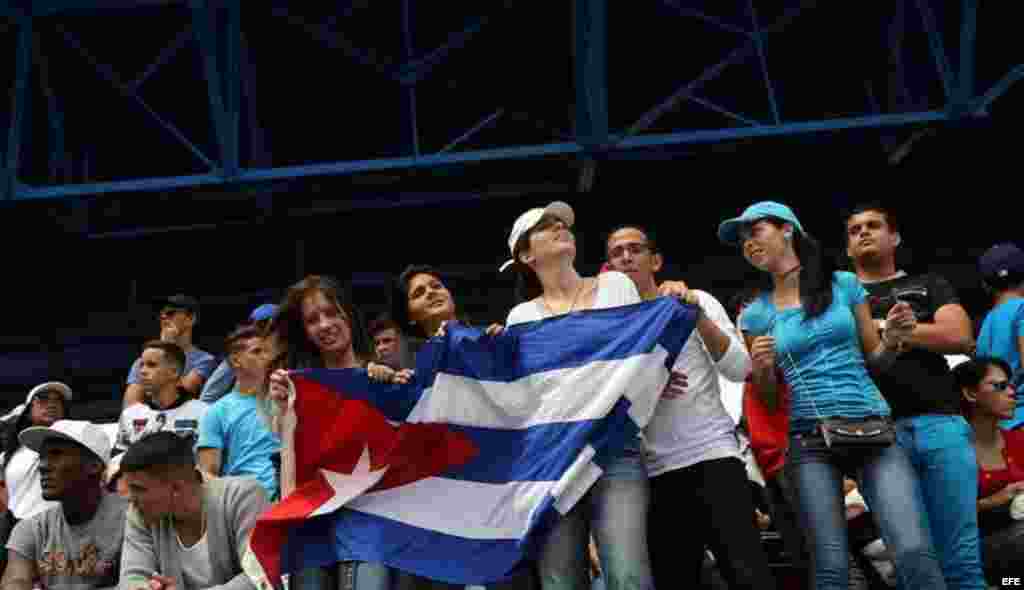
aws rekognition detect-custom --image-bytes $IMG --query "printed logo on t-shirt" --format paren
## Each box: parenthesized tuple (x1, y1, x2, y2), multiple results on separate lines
(36, 541, 117, 581)
(132, 419, 148, 433)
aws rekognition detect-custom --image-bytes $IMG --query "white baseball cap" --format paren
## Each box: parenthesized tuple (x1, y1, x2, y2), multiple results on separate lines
(499, 201, 575, 272)
(20, 419, 112, 466)
(25, 381, 73, 406)
(1012, 491, 1024, 521)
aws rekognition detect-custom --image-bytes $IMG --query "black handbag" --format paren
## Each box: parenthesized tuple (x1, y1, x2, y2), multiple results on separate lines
(817, 416, 895, 450)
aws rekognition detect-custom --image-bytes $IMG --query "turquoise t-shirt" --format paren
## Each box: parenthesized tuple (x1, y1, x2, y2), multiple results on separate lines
(740, 271, 890, 434)
(197, 391, 281, 499)
(977, 297, 1024, 429)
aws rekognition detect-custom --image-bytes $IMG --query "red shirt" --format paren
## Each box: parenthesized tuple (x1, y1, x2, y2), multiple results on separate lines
(978, 428, 1024, 499)
(743, 372, 791, 479)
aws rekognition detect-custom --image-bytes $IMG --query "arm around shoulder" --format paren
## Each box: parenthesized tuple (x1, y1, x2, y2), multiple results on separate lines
(694, 291, 751, 381)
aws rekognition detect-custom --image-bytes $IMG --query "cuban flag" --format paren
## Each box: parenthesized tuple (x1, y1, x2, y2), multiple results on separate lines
(244, 297, 697, 588)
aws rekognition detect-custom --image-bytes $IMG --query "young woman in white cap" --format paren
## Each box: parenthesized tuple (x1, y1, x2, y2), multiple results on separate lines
(719, 201, 946, 590)
(0, 382, 73, 540)
(501, 201, 687, 590)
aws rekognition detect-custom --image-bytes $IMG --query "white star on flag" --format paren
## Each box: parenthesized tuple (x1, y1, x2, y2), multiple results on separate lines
(309, 444, 389, 518)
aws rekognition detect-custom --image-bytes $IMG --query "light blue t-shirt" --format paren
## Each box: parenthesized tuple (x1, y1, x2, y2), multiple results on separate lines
(977, 297, 1024, 429)
(126, 348, 216, 384)
(197, 391, 281, 499)
(740, 271, 890, 434)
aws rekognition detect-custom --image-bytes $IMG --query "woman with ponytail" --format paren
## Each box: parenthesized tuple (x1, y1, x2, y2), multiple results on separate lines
(719, 201, 945, 590)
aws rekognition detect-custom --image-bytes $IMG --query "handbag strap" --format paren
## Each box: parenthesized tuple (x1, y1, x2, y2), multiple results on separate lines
(768, 313, 831, 424)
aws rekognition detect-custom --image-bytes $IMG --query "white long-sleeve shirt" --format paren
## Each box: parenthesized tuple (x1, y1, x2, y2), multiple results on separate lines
(644, 289, 752, 476)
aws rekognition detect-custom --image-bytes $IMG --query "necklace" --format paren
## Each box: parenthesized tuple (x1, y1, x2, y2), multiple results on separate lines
(781, 264, 802, 279)
(541, 278, 588, 316)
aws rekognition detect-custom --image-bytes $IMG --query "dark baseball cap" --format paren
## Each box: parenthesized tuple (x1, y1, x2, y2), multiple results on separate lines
(979, 243, 1024, 280)
(156, 294, 200, 313)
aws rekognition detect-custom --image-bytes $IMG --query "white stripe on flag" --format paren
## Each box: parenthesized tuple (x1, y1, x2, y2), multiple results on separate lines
(347, 477, 556, 540)
(408, 348, 670, 429)
(551, 444, 602, 515)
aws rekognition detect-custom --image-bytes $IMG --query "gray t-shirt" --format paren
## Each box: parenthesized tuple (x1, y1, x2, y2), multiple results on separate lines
(6, 493, 128, 590)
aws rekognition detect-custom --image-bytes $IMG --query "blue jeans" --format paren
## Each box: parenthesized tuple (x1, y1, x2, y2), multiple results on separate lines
(895, 414, 985, 590)
(537, 439, 652, 590)
(291, 563, 392, 590)
(786, 432, 946, 590)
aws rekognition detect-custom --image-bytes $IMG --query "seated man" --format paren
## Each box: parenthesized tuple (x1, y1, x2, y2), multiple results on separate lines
(197, 324, 281, 500)
(115, 341, 209, 455)
(119, 432, 268, 590)
(2, 420, 126, 590)
(124, 295, 216, 407)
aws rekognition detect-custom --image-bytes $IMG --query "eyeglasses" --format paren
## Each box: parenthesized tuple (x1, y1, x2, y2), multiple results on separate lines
(987, 380, 1012, 391)
(608, 243, 651, 259)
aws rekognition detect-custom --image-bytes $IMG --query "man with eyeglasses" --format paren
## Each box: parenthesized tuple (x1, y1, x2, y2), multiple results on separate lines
(605, 225, 773, 590)
(114, 341, 209, 457)
(844, 201, 984, 590)
(122, 295, 216, 408)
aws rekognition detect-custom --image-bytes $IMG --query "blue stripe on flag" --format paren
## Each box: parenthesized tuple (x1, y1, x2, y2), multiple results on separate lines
(440, 397, 640, 483)
(292, 298, 695, 422)
(417, 297, 696, 384)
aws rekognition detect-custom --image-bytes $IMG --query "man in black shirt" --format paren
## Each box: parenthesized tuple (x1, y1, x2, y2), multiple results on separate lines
(845, 202, 984, 590)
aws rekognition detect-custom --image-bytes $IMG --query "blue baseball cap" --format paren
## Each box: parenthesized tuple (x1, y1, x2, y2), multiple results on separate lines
(718, 201, 805, 246)
(249, 303, 279, 322)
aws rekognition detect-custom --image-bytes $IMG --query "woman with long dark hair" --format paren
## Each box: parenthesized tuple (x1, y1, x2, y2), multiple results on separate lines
(719, 201, 945, 590)
(954, 356, 1024, 584)
(388, 266, 535, 590)
(391, 264, 504, 342)
(267, 275, 393, 590)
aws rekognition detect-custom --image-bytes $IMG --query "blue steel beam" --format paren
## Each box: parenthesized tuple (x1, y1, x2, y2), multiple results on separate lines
(398, 15, 491, 86)
(190, 0, 232, 176)
(127, 25, 193, 92)
(913, 0, 954, 102)
(32, 31, 67, 182)
(4, 19, 32, 201)
(972, 64, 1024, 113)
(15, 109, 955, 200)
(272, 5, 399, 83)
(689, 96, 760, 127)
(224, 0, 241, 177)
(626, 0, 811, 136)
(400, 0, 420, 156)
(574, 0, 608, 192)
(239, 33, 270, 167)
(56, 25, 216, 169)
(438, 109, 504, 154)
(746, 0, 781, 124)
(574, 0, 609, 147)
(953, 0, 977, 115)
(659, 0, 748, 36)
